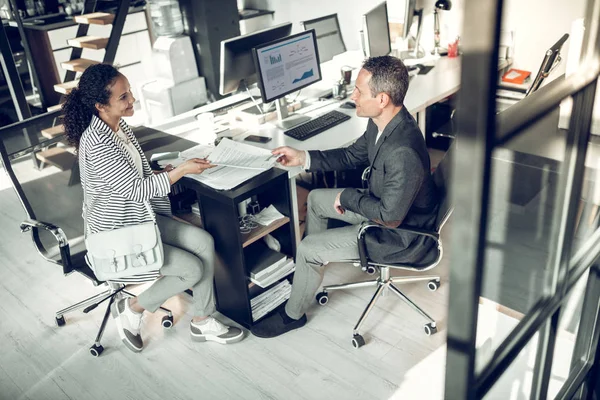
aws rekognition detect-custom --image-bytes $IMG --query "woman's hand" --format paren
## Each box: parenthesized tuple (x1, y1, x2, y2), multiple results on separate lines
(167, 158, 216, 185)
(179, 158, 216, 175)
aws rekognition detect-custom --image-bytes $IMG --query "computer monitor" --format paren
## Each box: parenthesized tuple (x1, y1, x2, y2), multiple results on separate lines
(402, 0, 417, 38)
(526, 33, 569, 96)
(399, 0, 425, 59)
(300, 13, 346, 62)
(219, 23, 293, 96)
(362, 2, 392, 58)
(252, 29, 322, 129)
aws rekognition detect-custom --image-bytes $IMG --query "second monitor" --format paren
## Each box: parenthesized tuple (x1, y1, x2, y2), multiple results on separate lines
(300, 13, 347, 62)
(219, 23, 293, 96)
(362, 1, 392, 58)
(252, 29, 322, 129)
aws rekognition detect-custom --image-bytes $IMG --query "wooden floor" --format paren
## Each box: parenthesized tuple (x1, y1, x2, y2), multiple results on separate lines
(1, 143, 588, 399)
(0, 176, 451, 400)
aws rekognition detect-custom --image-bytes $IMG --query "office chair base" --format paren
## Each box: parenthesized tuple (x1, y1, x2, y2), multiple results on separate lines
(55, 288, 114, 323)
(352, 334, 366, 349)
(162, 315, 174, 329)
(54, 284, 173, 357)
(55, 315, 66, 327)
(424, 323, 437, 336)
(89, 344, 104, 357)
(320, 273, 440, 348)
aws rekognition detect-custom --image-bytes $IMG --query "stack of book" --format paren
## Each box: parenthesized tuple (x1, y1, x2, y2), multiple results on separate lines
(251, 280, 292, 322)
(250, 258, 295, 288)
(247, 242, 293, 288)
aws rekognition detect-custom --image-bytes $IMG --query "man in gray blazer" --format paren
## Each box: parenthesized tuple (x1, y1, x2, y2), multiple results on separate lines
(251, 56, 438, 338)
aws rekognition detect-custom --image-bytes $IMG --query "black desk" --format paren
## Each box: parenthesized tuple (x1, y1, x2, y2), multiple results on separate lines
(138, 126, 298, 328)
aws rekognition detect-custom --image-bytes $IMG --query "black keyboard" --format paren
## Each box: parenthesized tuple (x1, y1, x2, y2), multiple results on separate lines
(284, 110, 351, 141)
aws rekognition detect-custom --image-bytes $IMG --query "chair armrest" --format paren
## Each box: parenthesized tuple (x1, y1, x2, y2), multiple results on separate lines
(20, 219, 74, 275)
(20, 219, 68, 246)
(358, 222, 439, 241)
(356, 222, 440, 269)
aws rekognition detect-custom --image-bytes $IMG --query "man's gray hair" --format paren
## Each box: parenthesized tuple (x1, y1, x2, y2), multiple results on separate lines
(362, 56, 409, 106)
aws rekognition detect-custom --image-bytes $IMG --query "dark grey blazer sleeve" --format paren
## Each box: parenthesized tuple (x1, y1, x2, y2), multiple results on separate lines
(339, 147, 425, 223)
(306, 129, 370, 171)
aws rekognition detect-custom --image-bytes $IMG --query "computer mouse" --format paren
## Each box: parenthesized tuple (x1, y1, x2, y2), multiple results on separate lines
(340, 102, 356, 109)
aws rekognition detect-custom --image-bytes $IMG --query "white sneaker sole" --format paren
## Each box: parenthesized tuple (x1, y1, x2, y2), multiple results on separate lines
(111, 301, 143, 353)
(190, 331, 244, 344)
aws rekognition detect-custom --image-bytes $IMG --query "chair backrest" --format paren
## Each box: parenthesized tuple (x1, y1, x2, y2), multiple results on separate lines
(0, 112, 85, 263)
(432, 142, 454, 232)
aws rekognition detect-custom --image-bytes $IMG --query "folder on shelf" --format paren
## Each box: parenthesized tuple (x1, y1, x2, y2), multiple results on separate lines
(501, 68, 531, 85)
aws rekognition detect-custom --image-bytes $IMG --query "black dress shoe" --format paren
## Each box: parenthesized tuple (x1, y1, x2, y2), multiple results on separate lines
(251, 308, 307, 338)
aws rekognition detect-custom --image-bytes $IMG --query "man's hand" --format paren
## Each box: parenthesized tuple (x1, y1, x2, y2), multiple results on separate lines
(334, 191, 345, 215)
(272, 146, 306, 167)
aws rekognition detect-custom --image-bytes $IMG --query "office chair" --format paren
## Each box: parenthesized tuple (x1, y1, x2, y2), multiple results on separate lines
(315, 145, 453, 348)
(0, 114, 173, 357)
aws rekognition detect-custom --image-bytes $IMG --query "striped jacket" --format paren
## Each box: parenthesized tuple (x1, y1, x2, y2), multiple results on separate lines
(79, 115, 172, 235)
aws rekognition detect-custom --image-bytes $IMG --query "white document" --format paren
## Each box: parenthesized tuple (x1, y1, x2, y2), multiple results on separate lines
(207, 138, 280, 170)
(185, 165, 265, 191)
(180, 144, 213, 160)
(157, 144, 212, 169)
(161, 143, 269, 190)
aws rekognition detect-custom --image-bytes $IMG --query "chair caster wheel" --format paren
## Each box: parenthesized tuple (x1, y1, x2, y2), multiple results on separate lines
(352, 334, 365, 349)
(55, 315, 66, 327)
(424, 323, 437, 336)
(89, 344, 104, 357)
(365, 266, 377, 275)
(316, 292, 329, 305)
(162, 315, 174, 329)
(428, 279, 440, 291)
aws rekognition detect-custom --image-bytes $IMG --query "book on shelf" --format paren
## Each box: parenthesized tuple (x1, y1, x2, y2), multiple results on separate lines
(247, 242, 288, 279)
(249, 259, 295, 288)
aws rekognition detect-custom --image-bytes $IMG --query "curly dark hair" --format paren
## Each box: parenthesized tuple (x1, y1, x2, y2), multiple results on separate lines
(62, 64, 121, 149)
(362, 56, 409, 107)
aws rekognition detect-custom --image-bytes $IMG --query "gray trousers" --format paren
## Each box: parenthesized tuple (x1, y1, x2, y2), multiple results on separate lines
(285, 189, 368, 319)
(137, 214, 217, 317)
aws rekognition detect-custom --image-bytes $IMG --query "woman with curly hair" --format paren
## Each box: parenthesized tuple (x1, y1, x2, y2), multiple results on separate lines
(63, 64, 244, 352)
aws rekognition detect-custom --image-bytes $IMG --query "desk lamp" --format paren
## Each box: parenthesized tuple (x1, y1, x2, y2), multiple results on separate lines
(433, 0, 452, 56)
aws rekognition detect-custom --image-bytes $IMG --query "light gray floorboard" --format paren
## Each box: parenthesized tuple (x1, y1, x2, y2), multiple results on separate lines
(0, 168, 453, 400)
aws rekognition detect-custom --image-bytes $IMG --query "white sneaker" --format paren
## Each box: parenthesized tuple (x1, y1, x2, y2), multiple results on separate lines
(111, 298, 144, 352)
(190, 316, 244, 344)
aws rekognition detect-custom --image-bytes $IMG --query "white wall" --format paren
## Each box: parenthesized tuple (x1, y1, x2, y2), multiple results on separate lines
(260, 0, 410, 52)
(244, 0, 587, 78)
(500, 0, 587, 77)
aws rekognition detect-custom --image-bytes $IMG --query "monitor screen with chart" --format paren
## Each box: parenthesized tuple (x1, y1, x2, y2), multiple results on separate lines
(252, 29, 322, 104)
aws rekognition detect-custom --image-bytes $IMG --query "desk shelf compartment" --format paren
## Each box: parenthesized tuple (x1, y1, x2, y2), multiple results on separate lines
(242, 216, 290, 248)
(182, 168, 297, 329)
(245, 239, 294, 284)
